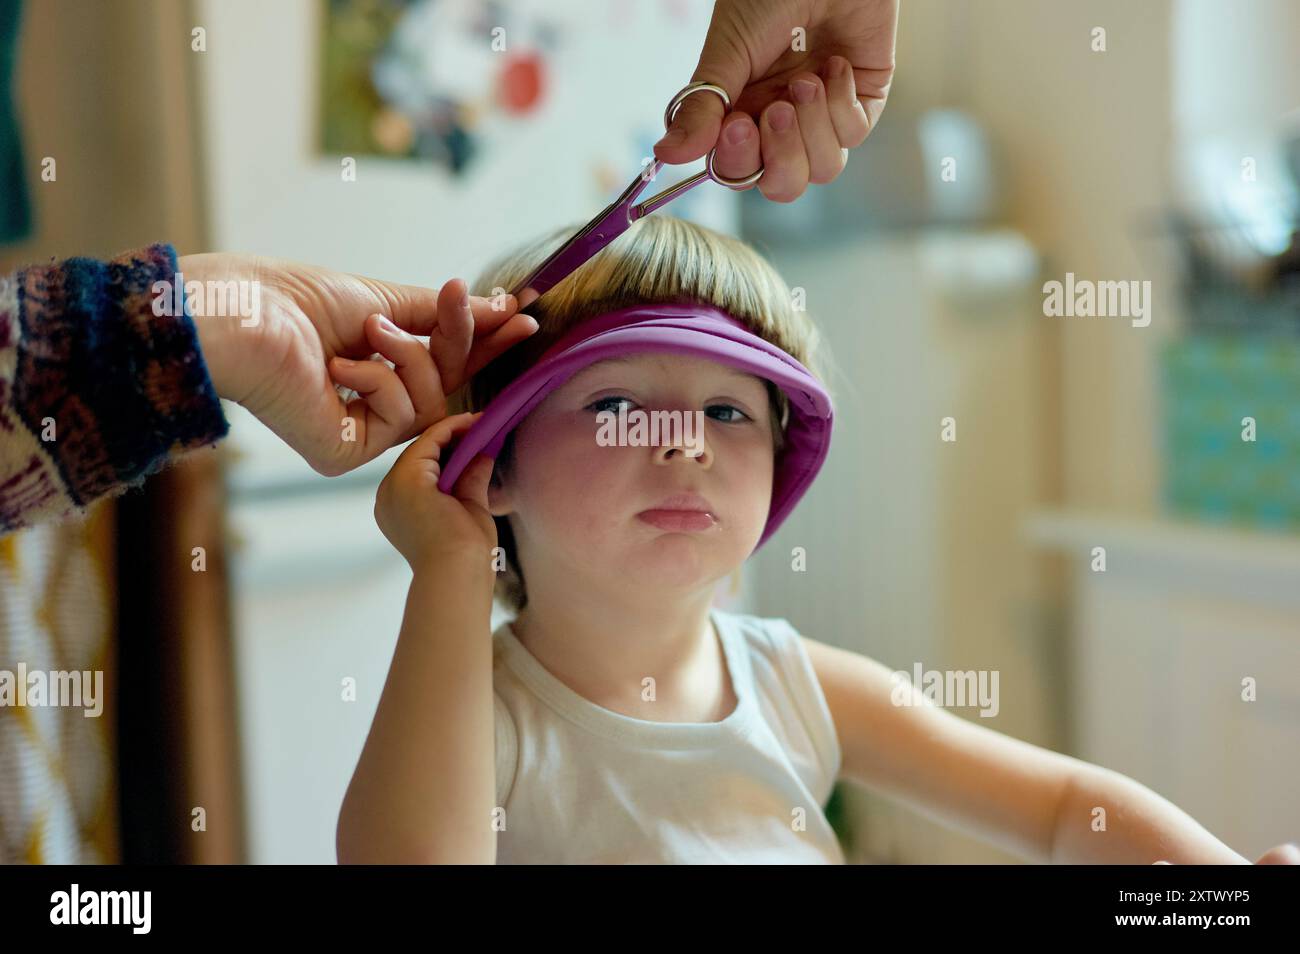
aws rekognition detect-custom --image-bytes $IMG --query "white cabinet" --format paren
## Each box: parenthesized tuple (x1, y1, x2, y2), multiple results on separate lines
(1027, 510, 1300, 859)
(221, 402, 412, 864)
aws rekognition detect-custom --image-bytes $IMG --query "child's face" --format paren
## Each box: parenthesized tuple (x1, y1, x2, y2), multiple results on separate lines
(488, 352, 776, 599)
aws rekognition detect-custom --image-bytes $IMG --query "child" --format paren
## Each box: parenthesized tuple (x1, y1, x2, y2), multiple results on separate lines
(336, 214, 1271, 865)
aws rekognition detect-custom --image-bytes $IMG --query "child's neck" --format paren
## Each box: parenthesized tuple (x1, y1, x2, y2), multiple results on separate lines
(511, 584, 727, 721)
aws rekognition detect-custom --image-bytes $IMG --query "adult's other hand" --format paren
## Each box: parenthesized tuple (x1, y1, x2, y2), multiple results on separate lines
(183, 252, 537, 476)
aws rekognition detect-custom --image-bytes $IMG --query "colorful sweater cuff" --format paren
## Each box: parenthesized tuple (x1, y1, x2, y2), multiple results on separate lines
(0, 242, 230, 533)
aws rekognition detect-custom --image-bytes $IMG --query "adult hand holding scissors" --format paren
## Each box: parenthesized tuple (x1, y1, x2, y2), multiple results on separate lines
(654, 0, 899, 202)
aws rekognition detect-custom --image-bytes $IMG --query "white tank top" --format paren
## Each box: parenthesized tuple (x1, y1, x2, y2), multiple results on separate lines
(491, 607, 845, 863)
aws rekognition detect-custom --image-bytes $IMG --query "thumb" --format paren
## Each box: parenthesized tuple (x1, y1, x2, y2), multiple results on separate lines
(453, 453, 496, 511)
(653, 31, 753, 164)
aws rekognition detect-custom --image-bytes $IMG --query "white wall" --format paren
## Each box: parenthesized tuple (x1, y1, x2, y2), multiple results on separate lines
(195, 0, 735, 284)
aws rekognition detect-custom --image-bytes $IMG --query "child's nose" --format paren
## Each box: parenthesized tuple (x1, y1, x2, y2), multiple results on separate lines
(652, 418, 713, 466)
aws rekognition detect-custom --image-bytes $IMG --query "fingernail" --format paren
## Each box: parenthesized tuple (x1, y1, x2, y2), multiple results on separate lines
(377, 315, 399, 334)
(768, 103, 794, 132)
(524, 316, 538, 330)
(335, 357, 356, 368)
(828, 56, 847, 78)
(459, 291, 469, 309)
(724, 120, 751, 146)
(791, 80, 817, 104)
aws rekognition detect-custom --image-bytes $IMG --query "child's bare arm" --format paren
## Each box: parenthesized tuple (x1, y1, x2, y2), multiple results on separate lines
(1050, 765, 1247, 863)
(803, 637, 1249, 863)
(337, 558, 496, 864)
(336, 412, 503, 864)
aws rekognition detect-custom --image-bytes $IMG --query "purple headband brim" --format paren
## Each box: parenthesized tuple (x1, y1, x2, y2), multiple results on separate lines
(436, 302, 833, 552)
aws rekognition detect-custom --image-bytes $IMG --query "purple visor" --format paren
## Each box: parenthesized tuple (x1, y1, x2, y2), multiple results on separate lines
(436, 302, 833, 551)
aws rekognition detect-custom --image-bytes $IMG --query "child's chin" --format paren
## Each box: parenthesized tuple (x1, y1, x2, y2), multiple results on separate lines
(620, 539, 734, 585)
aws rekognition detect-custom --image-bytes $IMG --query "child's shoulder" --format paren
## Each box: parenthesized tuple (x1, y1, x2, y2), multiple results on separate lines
(714, 607, 843, 789)
(711, 606, 809, 663)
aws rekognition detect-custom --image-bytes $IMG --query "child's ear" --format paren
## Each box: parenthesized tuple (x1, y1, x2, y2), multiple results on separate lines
(486, 464, 513, 517)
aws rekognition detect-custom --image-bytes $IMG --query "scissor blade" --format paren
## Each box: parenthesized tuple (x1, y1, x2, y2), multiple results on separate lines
(510, 165, 662, 305)
(508, 211, 611, 301)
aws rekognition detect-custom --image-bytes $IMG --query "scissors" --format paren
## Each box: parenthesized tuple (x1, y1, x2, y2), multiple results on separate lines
(511, 81, 765, 309)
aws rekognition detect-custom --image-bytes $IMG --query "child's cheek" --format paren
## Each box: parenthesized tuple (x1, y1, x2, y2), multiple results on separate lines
(726, 438, 777, 532)
(519, 412, 623, 513)
(546, 415, 616, 478)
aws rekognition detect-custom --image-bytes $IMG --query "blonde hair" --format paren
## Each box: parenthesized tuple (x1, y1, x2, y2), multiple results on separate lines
(450, 214, 831, 614)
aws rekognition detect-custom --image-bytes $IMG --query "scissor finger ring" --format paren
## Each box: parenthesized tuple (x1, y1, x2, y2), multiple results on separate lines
(664, 81, 764, 190)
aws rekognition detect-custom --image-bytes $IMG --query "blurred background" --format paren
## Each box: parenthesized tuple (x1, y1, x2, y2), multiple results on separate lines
(1, 0, 1297, 864)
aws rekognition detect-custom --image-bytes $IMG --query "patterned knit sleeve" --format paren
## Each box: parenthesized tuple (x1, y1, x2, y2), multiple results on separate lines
(0, 242, 230, 534)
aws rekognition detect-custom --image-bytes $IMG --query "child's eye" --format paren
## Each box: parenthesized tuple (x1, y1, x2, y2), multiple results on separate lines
(707, 404, 752, 424)
(587, 397, 752, 423)
(588, 396, 635, 415)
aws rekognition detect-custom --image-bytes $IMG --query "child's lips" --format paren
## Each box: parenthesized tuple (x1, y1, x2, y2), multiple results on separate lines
(636, 510, 718, 533)
(637, 491, 718, 532)
(645, 491, 716, 514)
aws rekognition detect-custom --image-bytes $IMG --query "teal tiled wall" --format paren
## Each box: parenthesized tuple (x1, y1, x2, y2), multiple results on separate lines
(1161, 336, 1300, 528)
